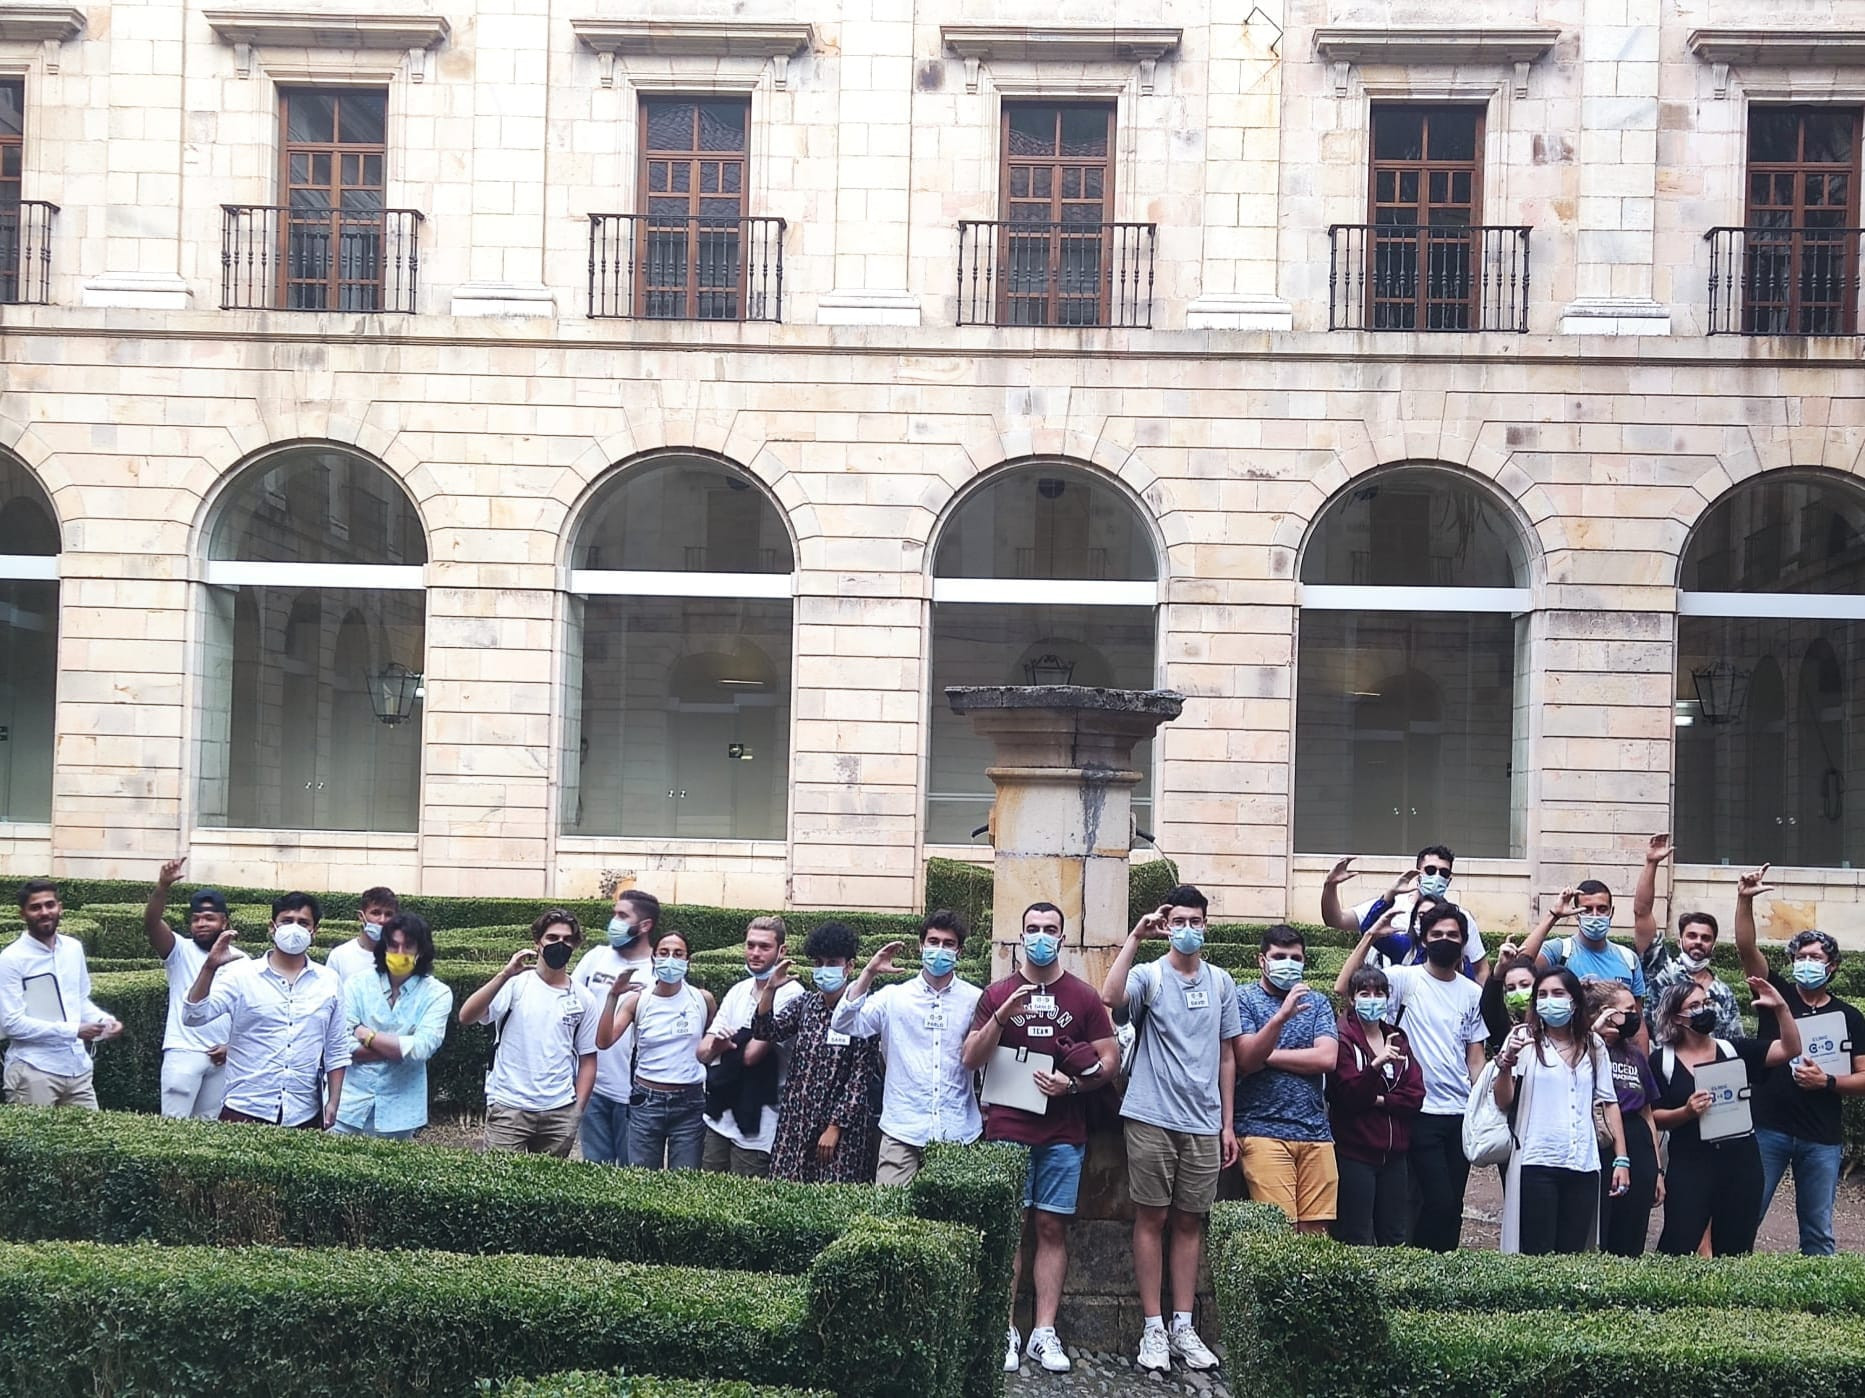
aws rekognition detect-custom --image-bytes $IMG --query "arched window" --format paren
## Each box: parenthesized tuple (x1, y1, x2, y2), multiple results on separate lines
(563, 455, 794, 840)
(1295, 466, 1532, 858)
(927, 465, 1160, 844)
(0, 455, 58, 824)
(1675, 470, 1865, 867)
(196, 445, 426, 832)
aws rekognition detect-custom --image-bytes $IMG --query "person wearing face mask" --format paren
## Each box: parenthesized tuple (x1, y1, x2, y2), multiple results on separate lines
(1321, 846, 1490, 983)
(962, 902, 1118, 1375)
(1520, 882, 1647, 1001)
(1734, 865, 1865, 1257)
(142, 858, 248, 1119)
(1233, 926, 1341, 1235)
(459, 910, 600, 1157)
(1631, 834, 1740, 1038)
(747, 921, 881, 1184)
(324, 885, 400, 983)
(183, 893, 348, 1129)
(1650, 973, 1801, 1256)
(1328, 967, 1425, 1246)
(830, 910, 982, 1187)
(570, 888, 659, 1164)
(335, 913, 452, 1141)
(1477, 954, 1538, 1055)
(1336, 905, 1487, 1252)
(697, 916, 800, 1177)
(1100, 885, 1239, 1375)
(598, 929, 716, 1170)
(1584, 979, 1664, 1257)
(1492, 967, 1627, 1255)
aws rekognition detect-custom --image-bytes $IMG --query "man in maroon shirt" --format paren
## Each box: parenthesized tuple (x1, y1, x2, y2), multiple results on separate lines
(963, 901, 1119, 1375)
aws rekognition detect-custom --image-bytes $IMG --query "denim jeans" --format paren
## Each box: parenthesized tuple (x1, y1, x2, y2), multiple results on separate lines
(1757, 1126, 1842, 1256)
(627, 1083, 706, 1170)
(580, 1092, 631, 1165)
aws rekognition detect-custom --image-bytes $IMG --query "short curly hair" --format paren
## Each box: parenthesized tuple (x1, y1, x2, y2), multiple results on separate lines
(805, 921, 859, 961)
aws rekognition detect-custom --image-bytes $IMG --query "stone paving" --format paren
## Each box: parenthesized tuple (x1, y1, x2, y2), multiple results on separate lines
(1007, 1346, 1234, 1398)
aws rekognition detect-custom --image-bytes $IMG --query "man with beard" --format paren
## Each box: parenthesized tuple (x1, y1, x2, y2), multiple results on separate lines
(143, 857, 250, 1118)
(1, 880, 122, 1108)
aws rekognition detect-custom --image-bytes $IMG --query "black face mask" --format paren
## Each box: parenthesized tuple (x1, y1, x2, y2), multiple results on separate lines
(1685, 1006, 1718, 1035)
(539, 941, 574, 970)
(1423, 939, 1463, 969)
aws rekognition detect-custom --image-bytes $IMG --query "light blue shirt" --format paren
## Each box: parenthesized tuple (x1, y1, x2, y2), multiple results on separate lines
(1545, 937, 1647, 998)
(338, 972, 453, 1135)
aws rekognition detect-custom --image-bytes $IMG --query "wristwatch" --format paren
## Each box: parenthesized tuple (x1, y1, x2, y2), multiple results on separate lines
(1065, 1077, 1080, 1095)
(1827, 1072, 1838, 1092)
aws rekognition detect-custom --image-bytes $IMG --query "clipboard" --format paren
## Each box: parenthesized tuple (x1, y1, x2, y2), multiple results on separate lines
(1796, 1011, 1854, 1080)
(20, 973, 65, 1023)
(982, 1045, 1053, 1116)
(1694, 1056, 1753, 1142)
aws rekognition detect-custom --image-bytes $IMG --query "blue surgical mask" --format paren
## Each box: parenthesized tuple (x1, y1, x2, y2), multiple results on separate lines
(652, 956, 687, 985)
(1264, 959, 1305, 992)
(1418, 873, 1450, 898)
(749, 963, 775, 982)
(1577, 913, 1612, 943)
(606, 917, 635, 949)
(921, 945, 958, 978)
(812, 965, 847, 994)
(1022, 931, 1061, 967)
(1354, 995, 1389, 1023)
(1169, 924, 1205, 955)
(1536, 995, 1575, 1027)
(1793, 958, 1831, 989)
(362, 921, 383, 944)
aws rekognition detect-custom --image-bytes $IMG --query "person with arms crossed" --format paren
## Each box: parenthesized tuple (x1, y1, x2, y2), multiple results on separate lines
(1, 880, 122, 1108)
(459, 909, 599, 1157)
(1321, 846, 1489, 982)
(141, 858, 247, 1119)
(698, 916, 802, 1177)
(1335, 903, 1487, 1251)
(1100, 885, 1241, 1375)
(184, 892, 348, 1128)
(335, 912, 453, 1141)
(1733, 863, 1865, 1257)
(963, 901, 1118, 1375)
(830, 910, 982, 1186)
(324, 886, 400, 983)
(570, 887, 658, 1164)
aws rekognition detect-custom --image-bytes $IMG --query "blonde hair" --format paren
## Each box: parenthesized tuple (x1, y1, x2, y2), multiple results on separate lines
(747, 915, 788, 943)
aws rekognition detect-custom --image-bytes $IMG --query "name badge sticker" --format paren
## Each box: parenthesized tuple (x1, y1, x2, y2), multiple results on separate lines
(926, 1009, 946, 1030)
(1028, 995, 1058, 1016)
(1184, 989, 1211, 1009)
(825, 1029, 852, 1047)
(1026, 1023, 1055, 1039)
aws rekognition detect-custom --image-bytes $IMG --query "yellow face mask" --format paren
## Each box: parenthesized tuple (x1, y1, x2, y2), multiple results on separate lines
(384, 952, 417, 977)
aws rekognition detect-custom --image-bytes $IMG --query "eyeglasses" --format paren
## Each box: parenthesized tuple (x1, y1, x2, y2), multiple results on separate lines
(1420, 865, 1450, 877)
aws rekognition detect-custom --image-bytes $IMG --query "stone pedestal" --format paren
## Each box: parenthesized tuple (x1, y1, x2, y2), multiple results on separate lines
(944, 686, 1184, 986)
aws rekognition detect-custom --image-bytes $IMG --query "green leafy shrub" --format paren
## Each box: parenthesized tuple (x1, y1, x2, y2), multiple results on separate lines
(806, 1216, 978, 1398)
(907, 1143, 1028, 1398)
(924, 857, 994, 932)
(488, 1377, 831, 1398)
(1126, 855, 1181, 927)
(0, 1240, 811, 1397)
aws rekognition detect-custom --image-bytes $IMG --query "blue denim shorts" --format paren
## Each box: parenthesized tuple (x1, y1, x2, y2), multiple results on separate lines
(1023, 1141, 1088, 1215)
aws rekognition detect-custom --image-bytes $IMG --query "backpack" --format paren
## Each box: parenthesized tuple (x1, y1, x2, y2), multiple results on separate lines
(1115, 960, 1171, 1080)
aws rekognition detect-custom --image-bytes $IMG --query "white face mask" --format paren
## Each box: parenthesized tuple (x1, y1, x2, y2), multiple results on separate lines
(272, 923, 313, 956)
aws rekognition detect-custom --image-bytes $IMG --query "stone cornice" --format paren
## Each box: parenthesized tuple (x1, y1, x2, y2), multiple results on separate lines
(1313, 26, 1561, 97)
(201, 7, 450, 51)
(940, 25, 1181, 95)
(1687, 28, 1865, 68)
(569, 19, 813, 61)
(0, 4, 84, 45)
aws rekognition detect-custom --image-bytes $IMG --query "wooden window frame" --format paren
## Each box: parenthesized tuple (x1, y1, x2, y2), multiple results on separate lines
(1366, 104, 1486, 331)
(996, 101, 1117, 327)
(1, 79, 22, 303)
(277, 87, 390, 312)
(635, 95, 751, 321)
(1742, 104, 1863, 335)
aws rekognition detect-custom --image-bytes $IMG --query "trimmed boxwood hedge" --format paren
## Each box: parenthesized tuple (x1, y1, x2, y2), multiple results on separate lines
(487, 1378, 832, 1398)
(907, 1143, 1026, 1398)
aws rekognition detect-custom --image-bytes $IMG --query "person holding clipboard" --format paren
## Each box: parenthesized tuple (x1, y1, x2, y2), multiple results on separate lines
(1734, 863, 1865, 1256)
(1, 881, 122, 1107)
(962, 901, 1117, 1376)
(1649, 974, 1801, 1256)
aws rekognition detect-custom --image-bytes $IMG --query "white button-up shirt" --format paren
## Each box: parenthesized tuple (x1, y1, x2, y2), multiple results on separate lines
(0, 931, 109, 1077)
(831, 971, 983, 1148)
(183, 955, 351, 1126)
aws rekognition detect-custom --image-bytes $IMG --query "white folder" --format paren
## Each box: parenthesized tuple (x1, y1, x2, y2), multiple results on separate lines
(1694, 1056, 1754, 1142)
(20, 972, 65, 1024)
(981, 1045, 1053, 1116)
(1796, 1011, 1854, 1079)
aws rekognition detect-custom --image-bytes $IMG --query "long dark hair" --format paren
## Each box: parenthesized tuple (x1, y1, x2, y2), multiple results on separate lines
(1480, 954, 1538, 1051)
(1526, 965, 1591, 1064)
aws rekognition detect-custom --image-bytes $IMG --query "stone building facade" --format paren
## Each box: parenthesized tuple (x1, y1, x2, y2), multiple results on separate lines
(2, 0, 1864, 943)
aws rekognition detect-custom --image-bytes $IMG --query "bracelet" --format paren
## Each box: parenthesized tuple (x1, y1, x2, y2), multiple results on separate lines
(1611, 1155, 1631, 1169)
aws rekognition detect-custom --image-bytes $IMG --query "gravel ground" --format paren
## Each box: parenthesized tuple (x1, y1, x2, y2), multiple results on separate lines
(1007, 1347, 1233, 1398)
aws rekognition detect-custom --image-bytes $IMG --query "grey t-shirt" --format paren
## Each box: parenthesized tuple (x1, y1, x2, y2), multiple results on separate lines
(1119, 959, 1242, 1136)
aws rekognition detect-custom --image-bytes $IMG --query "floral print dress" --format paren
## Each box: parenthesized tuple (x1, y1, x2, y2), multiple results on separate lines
(750, 991, 882, 1184)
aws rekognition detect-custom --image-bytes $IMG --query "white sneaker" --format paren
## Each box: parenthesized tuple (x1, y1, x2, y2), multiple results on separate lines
(1004, 1327, 1021, 1373)
(1026, 1328, 1071, 1374)
(1170, 1324, 1220, 1371)
(1137, 1326, 1171, 1371)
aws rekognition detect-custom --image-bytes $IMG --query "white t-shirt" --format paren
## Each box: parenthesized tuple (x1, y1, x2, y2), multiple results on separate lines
(1353, 894, 1486, 969)
(1384, 964, 1487, 1115)
(572, 945, 651, 1103)
(323, 939, 379, 983)
(162, 936, 250, 1053)
(483, 972, 600, 1112)
(1510, 1034, 1618, 1173)
(705, 975, 806, 1153)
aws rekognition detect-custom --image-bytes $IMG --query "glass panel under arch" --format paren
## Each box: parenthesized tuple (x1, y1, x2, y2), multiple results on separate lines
(1301, 468, 1528, 588)
(208, 446, 427, 565)
(573, 458, 793, 574)
(932, 468, 1156, 581)
(1680, 471, 1865, 594)
(0, 456, 58, 822)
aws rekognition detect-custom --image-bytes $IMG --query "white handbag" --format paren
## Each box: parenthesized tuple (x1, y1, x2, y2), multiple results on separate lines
(1462, 1057, 1513, 1166)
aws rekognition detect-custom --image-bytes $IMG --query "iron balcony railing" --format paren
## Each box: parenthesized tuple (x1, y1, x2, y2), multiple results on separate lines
(0, 200, 57, 305)
(220, 205, 423, 313)
(957, 219, 1156, 329)
(587, 213, 785, 322)
(1328, 223, 1532, 332)
(1706, 226, 1864, 335)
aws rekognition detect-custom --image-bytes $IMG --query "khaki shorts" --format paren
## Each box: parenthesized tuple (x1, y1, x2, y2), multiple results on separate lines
(1124, 1120, 1222, 1214)
(875, 1132, 924, 1186)
(702, 1126, 772, 1178)
(484, 1101, 581, 1158)
(1240, 1136, 1339, 1224)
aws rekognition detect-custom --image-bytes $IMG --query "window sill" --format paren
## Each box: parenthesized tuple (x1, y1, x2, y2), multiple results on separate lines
(190, 828, 419, 850)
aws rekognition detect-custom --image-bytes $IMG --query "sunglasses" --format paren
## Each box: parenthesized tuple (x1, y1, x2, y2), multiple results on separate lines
(1420, 865, 1451, 878)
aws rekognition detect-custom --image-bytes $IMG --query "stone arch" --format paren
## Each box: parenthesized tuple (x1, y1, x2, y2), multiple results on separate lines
(190, 438, 433, 563)
(554, 446, 802, 574)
